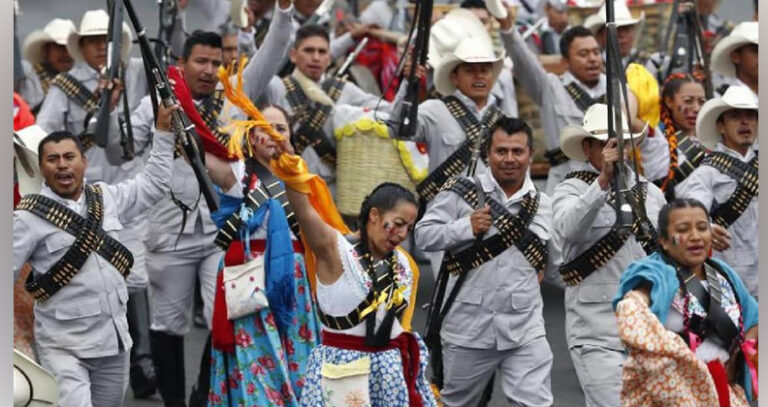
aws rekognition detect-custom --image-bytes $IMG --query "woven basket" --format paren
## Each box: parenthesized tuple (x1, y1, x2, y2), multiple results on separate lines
(335, 118, 422, 216)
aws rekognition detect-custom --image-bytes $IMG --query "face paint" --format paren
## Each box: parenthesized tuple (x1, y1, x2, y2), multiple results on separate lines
(383, 221, 395, 235)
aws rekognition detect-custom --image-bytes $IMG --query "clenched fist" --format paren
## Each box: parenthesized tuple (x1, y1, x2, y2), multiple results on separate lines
(470, 205, 492, 237)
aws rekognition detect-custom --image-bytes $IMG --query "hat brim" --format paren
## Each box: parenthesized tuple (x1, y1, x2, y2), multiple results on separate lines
(67, 23, 133, 64)
(560, 123, 648, 162)
(485, 0, 508, 19)
(14, 125, 48, 197)
(585, 12, 644, 33)
(22, 31, 60, 64)
(14, 349, 59, 406)
(434, 53, 505, 97)
(710, 36, 756, 78)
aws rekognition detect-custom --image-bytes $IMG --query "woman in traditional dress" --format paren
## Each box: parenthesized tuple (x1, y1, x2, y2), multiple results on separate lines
(613, 199, 758, 407)
(205, 89, 322, 404)
(642, 73, 708, 199)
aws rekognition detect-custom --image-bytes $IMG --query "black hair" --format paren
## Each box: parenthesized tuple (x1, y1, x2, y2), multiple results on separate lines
(459, 0, 487, 10)
(357, 183, 418, 252)
(559, 26, 596, 60)
(294, 25, 330, 49)
(37, 131, 85, 166)
(182, 30, 223, 60)
(484, 116, 534, 153)
(657, 198, 710, 240)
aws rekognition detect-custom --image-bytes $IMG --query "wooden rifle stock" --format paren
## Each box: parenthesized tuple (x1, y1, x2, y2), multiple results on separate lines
(123, 0, 220, 212)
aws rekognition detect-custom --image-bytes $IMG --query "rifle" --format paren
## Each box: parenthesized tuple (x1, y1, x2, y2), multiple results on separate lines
(122, 0, 220, 212)
(155, 0, 179, 70)
(396, 0, 433, 139)
(604, 0, 636, 236)
(336, 37, 369, 78)
(659, 0, 713, 97)
(93, 0, 127, 150)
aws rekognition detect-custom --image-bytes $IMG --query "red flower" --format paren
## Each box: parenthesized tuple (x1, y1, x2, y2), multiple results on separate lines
(289, 362, 299, 371)
(219, 381, 227, 394)
(228, 377, 239, 389)
(281, 382, 294, 398)
(247, 382, 256, 395)
(284, 338, 295, 356)
(235, 328, 253, 348)
(298, 285, 305, 295)
(296, 378, 305, 388)
(254, 316, 265, 334)
(250, 362, 265, 376)
(208, 393, 221, 404)
(265, 387, 285, 406)
(304, 302, 312, 313)
(294, 266, 303, 278)
(258, 355, 276, 370)
(298, 323, 313, 342)
(232, 368, 243, 381)
(265, 313, 276, 328)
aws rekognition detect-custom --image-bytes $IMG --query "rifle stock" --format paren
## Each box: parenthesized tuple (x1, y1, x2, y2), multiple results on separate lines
(123, 0, 220, 212)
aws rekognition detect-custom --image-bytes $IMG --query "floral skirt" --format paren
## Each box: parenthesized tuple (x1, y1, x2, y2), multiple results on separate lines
(299, 331, 438, 407)
(208, 253, 322, 406)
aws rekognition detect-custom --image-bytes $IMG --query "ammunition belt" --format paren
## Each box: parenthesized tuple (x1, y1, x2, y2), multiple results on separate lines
(703, 152, 758, 229)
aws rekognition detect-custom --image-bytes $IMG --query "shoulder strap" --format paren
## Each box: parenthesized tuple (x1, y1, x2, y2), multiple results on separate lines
(282, 76, 337, 167)
(321, 76, 347, 102)
(564, 82, 606, 113)
(703, 153, 758, 228)
(565, 170, 600, 185)
(667, 133, 708, 189)
(50, 72, 100, 113)
(33, 63, 56, 94)
(198, 89, 228, 147)
(18, 185, 133, 302)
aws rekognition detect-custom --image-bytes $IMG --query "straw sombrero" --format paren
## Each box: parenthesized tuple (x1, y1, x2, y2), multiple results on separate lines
(710, 22, 758, 78)
(696, 85, 758, 149)
(22, 18, 77, 64)
(67, 9, 133, 64)
(560, 103, 647, 162)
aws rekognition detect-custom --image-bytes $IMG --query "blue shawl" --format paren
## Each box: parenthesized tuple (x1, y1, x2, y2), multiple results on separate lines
(212, 190, 296, 334)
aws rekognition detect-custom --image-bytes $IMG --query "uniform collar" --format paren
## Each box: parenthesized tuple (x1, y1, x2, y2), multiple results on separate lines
(68, 62, 101, 82)
(479, 169, 536, 204)
(452, 90, 498, 119)
(40, 181, 87, 212)
(715, 142, 756, 162)
(562, 71, 606, 99)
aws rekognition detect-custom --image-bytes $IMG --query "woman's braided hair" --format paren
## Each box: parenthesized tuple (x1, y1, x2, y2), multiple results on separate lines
(659, 72, 704, 192)
(357, 183, 418, 253)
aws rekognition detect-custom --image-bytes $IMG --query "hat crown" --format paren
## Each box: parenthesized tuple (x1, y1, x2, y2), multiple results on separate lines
(720, 85, 759, 109)
(78, 9, 110, 36)
(581, 103, 631, 134)
(44, 19, 77, 44)
(428, 9, 491, 66)
(452, 36, 497, 62)
(730, 21, 759, 43)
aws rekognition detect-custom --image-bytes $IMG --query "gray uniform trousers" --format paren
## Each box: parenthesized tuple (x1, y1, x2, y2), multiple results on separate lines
(568, 345, 624, 407)
(145, 223, 222, 336)
(38, 348, 130, 407)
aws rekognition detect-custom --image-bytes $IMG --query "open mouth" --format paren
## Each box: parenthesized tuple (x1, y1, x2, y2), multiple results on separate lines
(738, 128, 753, 136)
(55, 173, 75, 187)
(687, 245, 705, 256)
(471, 81, 487, 91)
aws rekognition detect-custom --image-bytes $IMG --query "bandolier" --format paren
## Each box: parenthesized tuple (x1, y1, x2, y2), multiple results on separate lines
(316, 237, 409, 347)
(214, 160, 300, 251)
(416, 96, 503, 203)
(542, 83, 607, 168)
(701, 152, 759, 229)
(33, 62, 57, 96)
(50, 72, 101, 148)
(558, 171, 658, 286)
(282, 75, 346, 168)
(16, 185, 134, 302)
(425, 176, 547, 388)
(653, 131, 708, 192)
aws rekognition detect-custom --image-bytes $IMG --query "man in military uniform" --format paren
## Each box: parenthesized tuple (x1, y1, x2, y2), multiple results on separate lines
(710, 22, 758, 97)
(553, 104, 666, 407)
(501, 8, 607, 195)
(19, 18, 77, 112)
(677, 86, 759, 298)
(584, 0, 650, 70)
(417, 117, 555, 407)
(12, 102, 177, 407)
(123, 4, 294, 403)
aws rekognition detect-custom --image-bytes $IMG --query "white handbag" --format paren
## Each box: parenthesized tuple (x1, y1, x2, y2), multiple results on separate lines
(222, 254, 269, 320)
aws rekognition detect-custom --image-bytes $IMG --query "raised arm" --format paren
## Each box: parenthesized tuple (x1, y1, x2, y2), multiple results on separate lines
(498, 13, 549, 107)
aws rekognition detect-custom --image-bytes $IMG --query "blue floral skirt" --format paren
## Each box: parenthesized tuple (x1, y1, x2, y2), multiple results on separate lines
(208, 253, 322, 406)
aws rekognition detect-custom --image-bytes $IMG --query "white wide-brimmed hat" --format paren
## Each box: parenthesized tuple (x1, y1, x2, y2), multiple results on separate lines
(67, 9, 133, 64)
(433, 36, 505, 97)
(14, 125, 48, 197)
(14, 349, 59, 407)
(428, 8, 493, 68)
(22, 18, 77, 64)
(696, 85, 758, 149)
(584, 0, 644, 33)
(484, 0, 508, 19)
(560, 103, 647, 162)
(710, 22, 758, 78)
